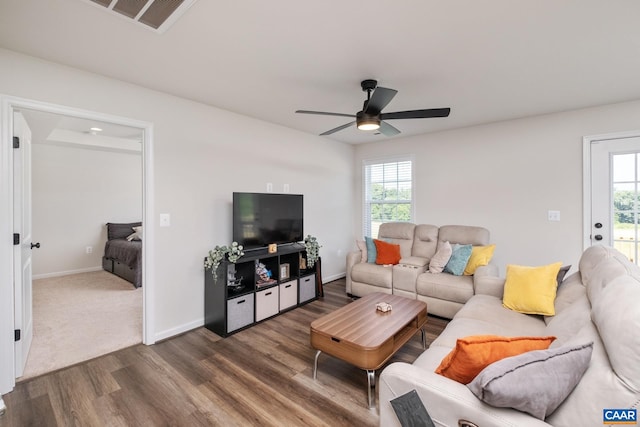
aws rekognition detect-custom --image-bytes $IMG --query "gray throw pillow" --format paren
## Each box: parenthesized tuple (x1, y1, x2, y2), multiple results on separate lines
(556, 264, 571, 285)
(467, 342, 593, 420)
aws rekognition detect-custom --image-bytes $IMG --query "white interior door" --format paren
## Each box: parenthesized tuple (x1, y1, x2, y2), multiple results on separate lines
(13, 111, 33, 378)
(590, 135, 640, 264)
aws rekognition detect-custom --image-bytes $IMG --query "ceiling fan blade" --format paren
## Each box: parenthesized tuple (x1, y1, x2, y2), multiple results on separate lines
(381, 108, 450, 120)
(379, 121, 401, 137)
(320, 121, 355, 136)
(364, 87, 398, 115)
(296, 110, 356, 118)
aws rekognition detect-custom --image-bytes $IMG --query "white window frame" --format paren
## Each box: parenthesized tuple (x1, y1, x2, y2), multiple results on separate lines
(362, 155, 415, 238)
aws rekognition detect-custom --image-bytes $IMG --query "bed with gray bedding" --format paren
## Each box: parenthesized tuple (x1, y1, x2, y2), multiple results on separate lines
(102, 222, 142, 288)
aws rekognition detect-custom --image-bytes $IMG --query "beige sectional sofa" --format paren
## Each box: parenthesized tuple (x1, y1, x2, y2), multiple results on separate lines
(379, 245, 640, 426)
(346, 222, 497, 318)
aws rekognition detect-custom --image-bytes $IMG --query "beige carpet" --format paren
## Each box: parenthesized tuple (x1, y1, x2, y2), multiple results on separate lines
(20, 270, 142, 380)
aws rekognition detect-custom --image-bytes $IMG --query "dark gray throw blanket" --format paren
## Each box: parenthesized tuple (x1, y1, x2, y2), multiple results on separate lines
(104, 239, 142, 287)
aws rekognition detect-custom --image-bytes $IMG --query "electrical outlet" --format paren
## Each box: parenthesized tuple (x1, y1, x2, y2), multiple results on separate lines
(86, 246, 93, 254)
(266, 183, 273, 192)
(283, 184, 290, 193)
(160, 213, 171, 227)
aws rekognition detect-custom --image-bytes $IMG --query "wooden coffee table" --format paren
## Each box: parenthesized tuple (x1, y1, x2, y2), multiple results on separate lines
(310, 292, 427, 407)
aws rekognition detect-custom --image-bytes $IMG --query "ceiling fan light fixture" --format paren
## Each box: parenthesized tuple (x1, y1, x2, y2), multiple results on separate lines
(295, 79, 450, 137)
(358, 122, 380, 131)
(356, 112, 381, 131)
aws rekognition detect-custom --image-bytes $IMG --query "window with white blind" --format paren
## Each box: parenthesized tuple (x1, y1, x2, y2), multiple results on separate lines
(363, 157, 414, 238)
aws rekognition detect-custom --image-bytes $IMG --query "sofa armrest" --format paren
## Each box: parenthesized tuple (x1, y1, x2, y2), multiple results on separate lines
(473, 264, 505, 298)
(345, 250, 362, 294)
(379, 362, 550, 427)
(399, 256, 428, 268)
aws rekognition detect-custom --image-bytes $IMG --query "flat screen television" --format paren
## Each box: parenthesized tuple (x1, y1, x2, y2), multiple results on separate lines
(232, 192, 303, 250)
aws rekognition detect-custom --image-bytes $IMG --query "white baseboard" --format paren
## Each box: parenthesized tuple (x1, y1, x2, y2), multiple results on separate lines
(154, 318, 204, 342)
(152, 273, 346, 343)
(322, 272, 346, 283)
(33, 266, 103, 280)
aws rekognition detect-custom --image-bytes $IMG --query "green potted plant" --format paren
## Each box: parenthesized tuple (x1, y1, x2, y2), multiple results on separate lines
(304, 235, 321, 268)
(204, 241, 244, 280)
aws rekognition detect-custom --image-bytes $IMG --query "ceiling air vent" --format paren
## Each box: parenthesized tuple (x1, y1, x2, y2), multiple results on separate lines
(86, 0, 197, 33)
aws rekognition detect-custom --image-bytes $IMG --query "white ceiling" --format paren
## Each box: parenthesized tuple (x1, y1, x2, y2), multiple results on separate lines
(2, 0, 640, 144)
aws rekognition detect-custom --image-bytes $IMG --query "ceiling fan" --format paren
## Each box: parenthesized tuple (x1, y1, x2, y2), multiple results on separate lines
(296, 79, 450, 137)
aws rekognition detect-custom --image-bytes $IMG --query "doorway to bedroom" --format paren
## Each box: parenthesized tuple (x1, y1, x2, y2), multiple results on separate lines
(7, 100, 152, 382)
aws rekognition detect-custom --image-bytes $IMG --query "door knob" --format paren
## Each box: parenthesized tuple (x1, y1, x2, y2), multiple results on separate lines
(594, 223, 603, 229)
(30, 242, 40, 249)
(594, 235, 603, 241)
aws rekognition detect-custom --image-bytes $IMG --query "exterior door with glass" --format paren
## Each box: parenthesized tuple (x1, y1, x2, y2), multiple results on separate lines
(589, 134, 640, 264)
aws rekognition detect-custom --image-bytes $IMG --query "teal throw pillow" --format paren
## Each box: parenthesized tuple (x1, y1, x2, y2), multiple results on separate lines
(444, 244, 473, 276)
(365, 236, 377, 263)
(365, 237, 393, 263)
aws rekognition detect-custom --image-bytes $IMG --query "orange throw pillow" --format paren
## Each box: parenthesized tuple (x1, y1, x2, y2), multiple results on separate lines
(374, 239, 401, 265)
(435, 335, 556, 384)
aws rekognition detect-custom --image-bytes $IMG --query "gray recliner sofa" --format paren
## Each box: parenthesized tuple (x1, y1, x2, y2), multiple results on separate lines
(346, 222, 497, 318)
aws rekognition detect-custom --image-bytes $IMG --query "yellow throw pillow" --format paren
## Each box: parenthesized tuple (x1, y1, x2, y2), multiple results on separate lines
(463, 244, 496, 275)
(502, 262, 563, 316)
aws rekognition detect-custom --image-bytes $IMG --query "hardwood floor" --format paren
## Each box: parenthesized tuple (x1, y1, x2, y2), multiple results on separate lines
(0, 279, 448, 426)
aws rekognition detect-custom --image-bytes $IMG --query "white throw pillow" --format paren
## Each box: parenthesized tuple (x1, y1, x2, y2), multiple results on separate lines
(126, 226, 143, 241)
(356, 239, 367, 263)
(429, 241, 452, 273)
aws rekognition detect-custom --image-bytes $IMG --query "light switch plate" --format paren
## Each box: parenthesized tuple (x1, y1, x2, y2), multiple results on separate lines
(548, 210, 560, 221)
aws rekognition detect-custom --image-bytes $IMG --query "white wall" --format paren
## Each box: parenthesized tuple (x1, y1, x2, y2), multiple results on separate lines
(0, 48, 355, 342)
(354, 100, 640, 274)
(31, 142, 142, 277)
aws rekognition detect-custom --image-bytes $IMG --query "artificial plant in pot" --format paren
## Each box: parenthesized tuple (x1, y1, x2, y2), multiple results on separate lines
(204, 241, 244, 280)
(304, 235, 321, 268)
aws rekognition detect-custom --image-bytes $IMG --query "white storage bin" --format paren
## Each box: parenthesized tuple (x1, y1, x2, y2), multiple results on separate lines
(256, 286, 279, 321)
(279, 279, 298, 310)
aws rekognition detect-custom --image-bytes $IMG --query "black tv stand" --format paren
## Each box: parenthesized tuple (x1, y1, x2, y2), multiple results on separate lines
(204, 244, 318, 337)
